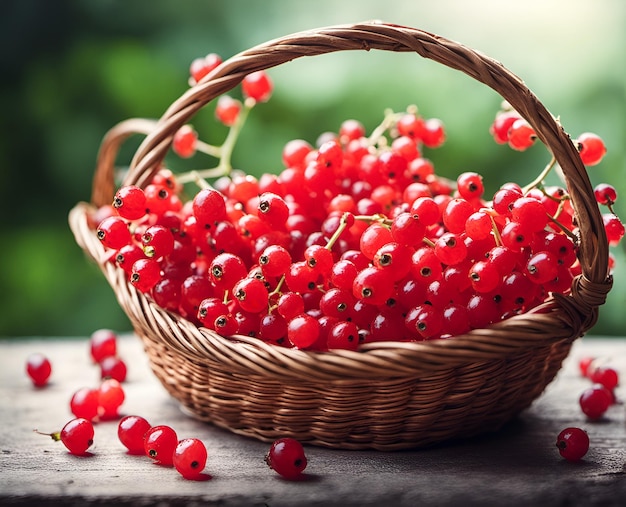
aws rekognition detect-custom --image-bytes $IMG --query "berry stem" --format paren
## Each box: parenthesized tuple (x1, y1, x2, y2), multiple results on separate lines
(189, 171, 213, 190)
(216, 98, 254, 175)
(489, 215, 503, 247)
(325, 212, 352, 251)
(521, 156, 557, 194)
(367, 108, 404, 148)
(195, 140, 222, 158)
(547, 213, 579, 243)
(177, 99, 254, 184)
(34, 429, 61, 442)
(354, 214, 392, 227)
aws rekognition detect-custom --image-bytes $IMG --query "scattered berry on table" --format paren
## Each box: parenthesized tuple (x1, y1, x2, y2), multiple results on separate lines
(556, 427, 589, 461)
(265, 438, 308, 480)
(173, 438, 210, 480)
(118, 415, 152, 455)
(144, 425, 178, 466)
(26, 353, 52, 387)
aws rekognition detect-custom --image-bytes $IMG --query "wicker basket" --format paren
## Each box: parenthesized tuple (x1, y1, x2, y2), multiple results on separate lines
(69, 22, 613, 450)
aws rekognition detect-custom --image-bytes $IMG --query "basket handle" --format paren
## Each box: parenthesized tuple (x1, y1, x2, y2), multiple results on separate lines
(94, 21, 610, 294)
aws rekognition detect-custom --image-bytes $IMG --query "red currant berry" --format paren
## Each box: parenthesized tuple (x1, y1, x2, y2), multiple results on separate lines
(316, 139, 343, 172)
(287, 314, 320, 349)
(405, 304, 443, 340)
(353, 266, 394, 306)
(99, 355, 128, 383)
(507, 118, 536, 150)
(36, 418, 95, 456)
(443, 198, 474, 234)
(465, 210, 494, 241)
(192, 188, 227, 229)
(589, 365, 619, 391)
(525, 251, 558, 285)
(90, 329, 117, 363)
(579, 384, 612, 419)
(258, 312, 287, 344)
(373, 242, 413, 281)
(97, 216, 131, 249)
(577, 132, 606, 166)
(282, 139, 313, 170)
(26, 352, 52, 387)
(209, 253, 247, 291)
(594, 183, 618, 206)
(339, 118, 366, 143)
(233, 277, 269, 314)
(510, 197, 548, 232)
(276, 292, 305, 321)
(172, 124, 198, 158)
(174, 438, 209, 480)
(242, 70, 273, 102)
(258, 192, 289, 230)
(265, 438, 308, 480)
(456, 172, 484, 200)
(327, 321, 360, 351)
(360, 223, 393, 260)
(556, 427, 589, 461)
(70, 387, 100, 421)
(391, 212, 426, 246)
(284, 261, 319, 293)
(189, 53, 222, 84)
(469, 260, 501, 293)
(115, 244, 145, 274)
(490, 110, 521, 144)
(130, 258, 162, 293)
(215, 95, 242, 126)
(434, 233, 468, 265)
(421, 118, 446, 148)
(98, 378, 125, 420)
(60, 418, 95, 455)
(304, 244, 334, 276)
(603, 213, 625, 246)
(397, 112, 425, 140)
(113, 185, 147, 220)
(144, 425, 178, 466)
(118, 415, 151, 455)
(141, 225, 175, 259)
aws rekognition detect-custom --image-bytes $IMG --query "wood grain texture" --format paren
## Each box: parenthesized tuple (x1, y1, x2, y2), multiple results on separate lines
(1, 335, 624, 506)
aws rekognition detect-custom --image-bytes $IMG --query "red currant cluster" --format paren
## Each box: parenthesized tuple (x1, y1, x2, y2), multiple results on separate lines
(30, 328, 309, 479)
(117, 416, 211, 480)
(90, 57, 624, 351)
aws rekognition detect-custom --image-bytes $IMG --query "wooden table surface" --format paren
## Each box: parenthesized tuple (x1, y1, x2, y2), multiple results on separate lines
(1, 335, 625, 507)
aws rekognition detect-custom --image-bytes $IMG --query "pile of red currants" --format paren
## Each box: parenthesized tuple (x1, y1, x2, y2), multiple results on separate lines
(89, 55, 623, 352)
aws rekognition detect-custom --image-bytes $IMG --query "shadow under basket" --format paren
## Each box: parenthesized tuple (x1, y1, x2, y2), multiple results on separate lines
(69, 21, 613, 450)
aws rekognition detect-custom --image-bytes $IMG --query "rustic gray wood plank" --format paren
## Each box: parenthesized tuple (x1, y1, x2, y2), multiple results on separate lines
(1, 335, 624, 506)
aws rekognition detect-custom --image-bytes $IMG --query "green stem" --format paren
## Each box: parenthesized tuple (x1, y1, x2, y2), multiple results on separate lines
(547, 213, 579, 243)
(176, 99, 254, 186)
(367, 109, 403, 148)
(217, 98, 254, 175)
(522, 156, 557, 194)
(325, 212, 352, 251)
(195, 140, 222, 158)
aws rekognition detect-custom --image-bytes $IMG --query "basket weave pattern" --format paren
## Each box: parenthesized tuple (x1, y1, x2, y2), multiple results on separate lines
(70, 22, 612, 450)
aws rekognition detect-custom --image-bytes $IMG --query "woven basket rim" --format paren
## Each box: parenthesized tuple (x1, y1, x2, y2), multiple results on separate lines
(71, 21, 613, 381)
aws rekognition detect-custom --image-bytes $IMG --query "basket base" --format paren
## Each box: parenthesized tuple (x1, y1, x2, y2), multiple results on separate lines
(138, 329, 573, 451)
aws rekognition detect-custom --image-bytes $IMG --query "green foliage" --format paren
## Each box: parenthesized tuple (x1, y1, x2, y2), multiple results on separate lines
(1, 0, 624, 337)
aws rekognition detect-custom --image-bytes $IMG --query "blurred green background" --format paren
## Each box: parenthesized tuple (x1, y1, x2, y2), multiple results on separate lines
(1, 0, 624, 338)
